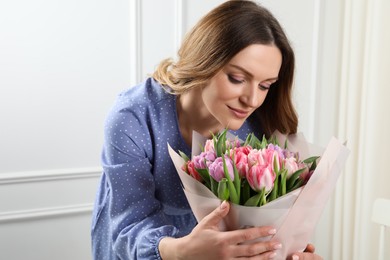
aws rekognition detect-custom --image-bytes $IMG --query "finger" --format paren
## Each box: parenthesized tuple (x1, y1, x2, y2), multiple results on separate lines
(226, 226, 277, 244)
(198, 200, 230, 228)
(290, 252, 323, 260)
(303, 244, 315, 253)
(234, 241, 282, 257)
(239, 250, 278, 260)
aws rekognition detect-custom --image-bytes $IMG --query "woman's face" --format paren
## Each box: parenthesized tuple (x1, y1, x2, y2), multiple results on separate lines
(202, 44, 282, 130)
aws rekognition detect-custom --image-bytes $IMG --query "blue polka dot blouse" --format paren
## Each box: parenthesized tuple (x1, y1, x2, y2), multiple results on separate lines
(91, 78, 263, 259)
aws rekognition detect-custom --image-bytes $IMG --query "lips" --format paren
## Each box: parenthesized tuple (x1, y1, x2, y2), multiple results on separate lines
(228, 106, 250, 119)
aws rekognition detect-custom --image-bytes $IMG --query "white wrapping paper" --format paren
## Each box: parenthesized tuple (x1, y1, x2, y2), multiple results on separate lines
(168, 131, 350, 259)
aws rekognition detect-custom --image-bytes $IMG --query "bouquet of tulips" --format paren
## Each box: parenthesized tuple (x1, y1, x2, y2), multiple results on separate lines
(168, 130, 349, 259)
(179, 129, 319, 207)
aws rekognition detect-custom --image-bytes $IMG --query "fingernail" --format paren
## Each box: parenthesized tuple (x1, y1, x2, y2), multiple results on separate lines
(292, 255, 299, 260)
(268, 228, 277, 235)
(273, 243, 282, 249)
(220, 200, 228, 210)
(268, 252, 276, 259)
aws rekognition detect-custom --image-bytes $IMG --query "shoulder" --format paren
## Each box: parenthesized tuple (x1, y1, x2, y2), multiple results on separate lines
(106, 78, 175, 122)
(102, 78, 177, 159)
(116, 78, 174, 109)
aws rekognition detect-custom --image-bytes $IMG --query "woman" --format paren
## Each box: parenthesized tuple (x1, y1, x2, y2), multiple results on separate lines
(91, 1, 322, 259)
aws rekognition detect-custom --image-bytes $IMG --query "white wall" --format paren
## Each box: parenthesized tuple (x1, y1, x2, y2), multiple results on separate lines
(0, 0, 130, 259)
(0, 0, 130, 172)
(0, 0, 354, 259)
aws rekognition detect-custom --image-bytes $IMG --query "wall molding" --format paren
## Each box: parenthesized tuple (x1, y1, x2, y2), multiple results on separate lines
(0, 167, 101, 185)
(0, 167, 100, 223)
(130, 0, 142, 85)
(174, 0, 184, 54)
(308, 0, 323, 141)
(0, 203, 93, 224)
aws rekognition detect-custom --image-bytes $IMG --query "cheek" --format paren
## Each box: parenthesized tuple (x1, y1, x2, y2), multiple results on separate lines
(209, 81, 241, 102)
(201, 87, 216, 107)
(202, 83, 226, 105)
(260, 92, 268, 104)
(206, 73, 242, 100)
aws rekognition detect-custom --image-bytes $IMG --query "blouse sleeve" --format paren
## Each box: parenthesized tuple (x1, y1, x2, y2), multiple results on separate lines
(96, 105, 180, 259)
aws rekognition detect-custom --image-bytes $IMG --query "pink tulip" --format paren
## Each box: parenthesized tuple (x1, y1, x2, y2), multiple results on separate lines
(185, 161, 203, 182)
(231, 150, 249, 178)
(298, 163, 311, 183)
(248, 149, 266, 167)
(226, 138, 241, 149)
(208, 156, 234, 182)
(193, 151, 216, 169)
(204, 139, 215, 153)
(284, 157, 299, 177)
(246, 164, 276, 192)
(234, 146, 252, 155)
(263, 148, 281, 173)
(267, 144, 285, 160)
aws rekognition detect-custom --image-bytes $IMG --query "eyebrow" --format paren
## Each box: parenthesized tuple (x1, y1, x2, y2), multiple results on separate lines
(227, 64, 279, 81)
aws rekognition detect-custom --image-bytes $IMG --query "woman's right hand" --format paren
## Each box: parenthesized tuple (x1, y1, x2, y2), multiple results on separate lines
(159, 201, 281, 259)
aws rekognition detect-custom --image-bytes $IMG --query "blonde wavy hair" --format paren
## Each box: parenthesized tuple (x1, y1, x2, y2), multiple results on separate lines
(152, 0, 298, 136)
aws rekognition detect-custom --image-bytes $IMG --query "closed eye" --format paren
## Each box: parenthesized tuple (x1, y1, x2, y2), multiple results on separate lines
(228, 75, 244, 84)
(259, 85, 270, 91)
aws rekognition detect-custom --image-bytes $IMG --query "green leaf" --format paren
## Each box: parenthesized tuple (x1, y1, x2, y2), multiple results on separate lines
(244, 133, 252, 146)
(273, 154, 280, 173)
(210, 177, 219, 196)
(303, 156, 320, 164)
(244, 132, 263, 149)
(253, 134, 262, 149)
(310, 159, 318, 171)
(268, 172, 279, 202)
(268, 135, 279, 146)
(241, 179, 251, 205)
(259, 188, 267, 206)
(178, 150, 190, 162)
(217, 178, 230, 201)
(303, 156, 320, 171)
(288, 178, 304, 192)
(222, 155, 239, 204)
(260, 135, 268, 149)
(286, 168, 306, 190)
(195, 168, 211, 189)
(212, 132, 218, 154)
(216, 129, 228, 157)
(244, 192, 262, 207)
(280, 169, 287, 196)
(231, 153, 241, 203)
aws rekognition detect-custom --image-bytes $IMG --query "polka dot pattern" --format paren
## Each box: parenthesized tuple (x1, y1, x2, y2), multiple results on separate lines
(91, 78, 263, 259)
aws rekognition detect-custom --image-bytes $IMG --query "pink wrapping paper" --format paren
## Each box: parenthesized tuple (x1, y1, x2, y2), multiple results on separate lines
(168, 131, 350, 259)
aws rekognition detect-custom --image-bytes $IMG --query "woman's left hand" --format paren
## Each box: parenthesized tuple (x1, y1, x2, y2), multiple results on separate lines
(289, 244, 323, 260)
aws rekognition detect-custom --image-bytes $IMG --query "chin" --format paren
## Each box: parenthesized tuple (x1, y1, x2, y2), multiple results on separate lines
(224, 121, 245, 131)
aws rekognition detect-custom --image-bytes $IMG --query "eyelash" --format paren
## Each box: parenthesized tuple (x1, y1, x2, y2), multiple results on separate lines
(259, 85, 270, 91)
(228, 75, 244, 84)
(228, 74, 271, 91)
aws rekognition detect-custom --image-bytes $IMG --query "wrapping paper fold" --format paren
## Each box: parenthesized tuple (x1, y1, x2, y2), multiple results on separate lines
(168, 131, 350, 259)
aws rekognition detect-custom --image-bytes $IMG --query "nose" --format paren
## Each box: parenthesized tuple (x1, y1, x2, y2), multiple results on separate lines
(240, 84, 260, 108)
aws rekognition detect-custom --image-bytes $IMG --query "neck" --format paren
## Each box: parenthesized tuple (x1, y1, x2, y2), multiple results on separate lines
(176, 88, 222, 147)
